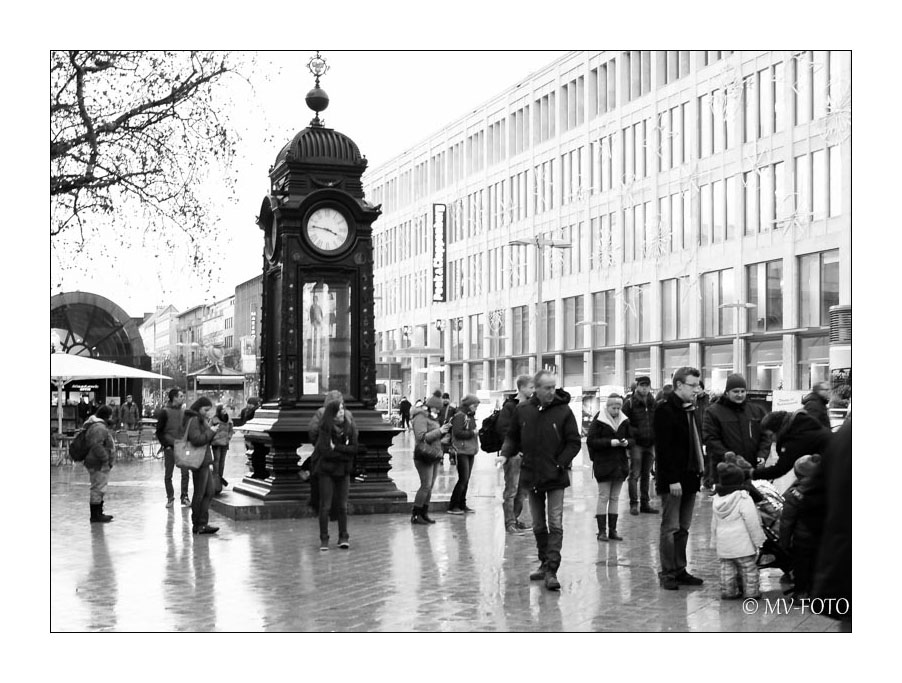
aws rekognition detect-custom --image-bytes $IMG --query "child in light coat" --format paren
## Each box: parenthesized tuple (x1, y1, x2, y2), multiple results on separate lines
(711, 461, 766, 599)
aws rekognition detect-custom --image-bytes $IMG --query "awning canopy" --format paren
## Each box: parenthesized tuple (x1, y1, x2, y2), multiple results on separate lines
(187, 364, 245, 386)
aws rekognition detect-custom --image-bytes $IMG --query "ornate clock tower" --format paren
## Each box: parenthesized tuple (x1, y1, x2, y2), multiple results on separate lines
(234, 54, 405, 510)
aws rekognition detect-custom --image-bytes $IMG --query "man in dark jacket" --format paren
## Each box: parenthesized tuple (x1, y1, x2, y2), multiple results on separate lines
(155, 387, 190, 508)
(802, 381, 832, 431)
(496, 374, 535, 535)
(119, 394, 140, 430)
(622, 375, 658, 515)
(653, 366, 706, 591)
(754, 410, 832, 481)
(398, 396, 412, 430)
(702, 373, 771, 483)
(500, 371, 581, 592)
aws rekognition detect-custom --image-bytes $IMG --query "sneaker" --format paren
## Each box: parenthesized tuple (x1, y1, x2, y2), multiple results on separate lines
(196, 525, 219, 535)
(640, 504, 660, 514)
(447, 508, 465, 515)
(319, 540, 329, 551)
(515, 520, 532, 532)
(529, 565, 547, 581)
(165, 498, 174, 509)
(675, 570, 704, 586)
(544, 571, 561, 591)
(659, 574, 679, 590)
(506, 524, 525, 535)
(180, 495, 190, 507)
(461, 505, 476, 514)
(338, 539, 350, 549)
(629, 503, 640, 516)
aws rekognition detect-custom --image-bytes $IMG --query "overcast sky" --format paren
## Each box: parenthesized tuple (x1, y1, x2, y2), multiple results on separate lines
(51, 50, 567, 317)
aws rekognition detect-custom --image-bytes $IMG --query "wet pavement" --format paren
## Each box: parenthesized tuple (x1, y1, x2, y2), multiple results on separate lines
(50, 431, 842, 632)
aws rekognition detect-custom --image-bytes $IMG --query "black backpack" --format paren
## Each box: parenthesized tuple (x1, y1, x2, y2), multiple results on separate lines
(478, 410, 504, 453)
(69, 425, 94, 462)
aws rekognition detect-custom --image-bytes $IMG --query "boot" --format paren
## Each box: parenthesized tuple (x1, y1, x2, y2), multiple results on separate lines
(595, 514, 607, 541)
(630, 502, 640, 516)
(410, 506, 429, 525)
(90, 503, 112, 523)
(607, 513, 622, 541)
(420, 505, 436, 524)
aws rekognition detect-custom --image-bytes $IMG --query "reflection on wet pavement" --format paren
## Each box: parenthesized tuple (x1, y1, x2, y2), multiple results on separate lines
(51, 431, 841, 632)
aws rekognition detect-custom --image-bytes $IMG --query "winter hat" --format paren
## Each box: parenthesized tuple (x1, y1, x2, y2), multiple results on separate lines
(460, 394, 480, 409)
(725, 452, 753, 477)
(724, 373, 747, 392)
(635, 375, 651, 386)
(793, 454, 822, 479)
(716, 461, 745, 486)
(761, 411, 790, 434)
(425, 395, 444, 410)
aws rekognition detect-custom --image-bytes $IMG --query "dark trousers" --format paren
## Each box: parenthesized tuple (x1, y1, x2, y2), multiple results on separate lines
(190, 465, 215, 528)
(628, 445, 655, 505)
(212, 445, 228, 479)
(529, 488, 565, 572)
(318, 474, 350, 541)
(400, 413, 411, 429)
(449, 453, 475, 510)
(163, 446, 190, 500)
(659, 491, 697, 578)
(791, 544, 819, 594)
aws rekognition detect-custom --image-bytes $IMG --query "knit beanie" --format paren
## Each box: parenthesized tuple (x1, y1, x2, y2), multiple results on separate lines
(793, 453, 822, 479)
(724, 373, 747, 392)
(724, 452, 753, 476)
(425, 395, 444, 410)
(716, 461, 745, 486)
(761, 411, 790, 434)
(460, 394, 480, 409)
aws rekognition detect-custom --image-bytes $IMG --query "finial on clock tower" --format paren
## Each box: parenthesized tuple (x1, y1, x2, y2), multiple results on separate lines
(305, 51, 330, 127)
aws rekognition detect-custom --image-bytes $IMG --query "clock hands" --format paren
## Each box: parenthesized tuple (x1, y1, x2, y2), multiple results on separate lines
(310, 224, 340, 237)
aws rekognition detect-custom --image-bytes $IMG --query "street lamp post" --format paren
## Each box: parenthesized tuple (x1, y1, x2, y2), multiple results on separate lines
(719, 302, 756, 375)
(509, 237, 572, 373)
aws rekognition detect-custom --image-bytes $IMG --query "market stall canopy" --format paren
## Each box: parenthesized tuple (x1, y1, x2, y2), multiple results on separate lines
(187, 364, 244, 385)
(51, 353, 171, 382)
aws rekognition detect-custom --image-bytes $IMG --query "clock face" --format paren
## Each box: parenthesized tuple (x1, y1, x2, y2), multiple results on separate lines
(306, 207, 350, 253)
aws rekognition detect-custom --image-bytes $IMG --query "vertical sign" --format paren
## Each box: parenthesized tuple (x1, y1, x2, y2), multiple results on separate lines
(432, 204, 446, 303)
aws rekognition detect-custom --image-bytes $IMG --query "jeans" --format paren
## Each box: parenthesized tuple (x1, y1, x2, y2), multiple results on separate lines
(628, 445, 655, 505)
(190, 464, 215, 528)
(529, 488, 565, 572)
(318, 474, 350, 541)
(413, 459, 441, 507)
(659, 491, 697, 577)
(163, 446, 190, 500)
(89, 465, 110, 504)
(212, 445, 228, 479)
(595, 478, 625, 516)
(449, 453, 474, 510)
(502, 455, 531, 526)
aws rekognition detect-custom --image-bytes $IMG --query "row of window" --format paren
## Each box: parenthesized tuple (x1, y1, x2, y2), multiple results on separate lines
(380, 250, 838, 356)
(369, 52, 846, 213)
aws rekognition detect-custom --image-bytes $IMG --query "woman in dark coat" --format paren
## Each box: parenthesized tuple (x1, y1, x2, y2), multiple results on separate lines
(586, 394, 634, 542)
(184, 396, 218, 535)
(311, 397, 359, 550)
(753, 410, 832, 481)
(447, 394, 480, 515)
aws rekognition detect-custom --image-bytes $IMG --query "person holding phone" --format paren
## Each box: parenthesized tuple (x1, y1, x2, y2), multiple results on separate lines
(586, 394, 634, 542)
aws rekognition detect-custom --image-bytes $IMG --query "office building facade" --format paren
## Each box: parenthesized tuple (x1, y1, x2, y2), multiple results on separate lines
(365, 50, 851, 403)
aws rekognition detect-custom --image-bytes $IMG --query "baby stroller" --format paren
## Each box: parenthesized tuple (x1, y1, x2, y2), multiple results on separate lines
(752, 480, 792, 575)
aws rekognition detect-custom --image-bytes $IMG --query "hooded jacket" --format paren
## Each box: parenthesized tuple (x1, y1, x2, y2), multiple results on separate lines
(780, 470, 828, 551)
(183, 408, 215, 467)
(500, 388, 582, 492)
(802, 392, 831, 431)
(653, 391, 704, 495)
(710, 489, 766, 559)
(83, 414, 114, 471)
(411, 406, 444, 462)
(754, 411, 832, 481)
(703, 395, 771, 478)
(586, 408, 633, 481)
(622, 392, 655, 446)
(450, 407, 478, 456)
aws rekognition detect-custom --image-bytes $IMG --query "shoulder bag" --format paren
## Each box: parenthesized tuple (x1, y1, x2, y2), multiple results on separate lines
(174, 417, 207, 470)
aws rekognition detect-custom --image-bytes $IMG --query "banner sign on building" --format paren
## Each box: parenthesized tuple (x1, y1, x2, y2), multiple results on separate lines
(432, 204, 446, 303)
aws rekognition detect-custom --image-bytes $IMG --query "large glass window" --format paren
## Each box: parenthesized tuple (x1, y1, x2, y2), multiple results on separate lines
(543, 301, 556, 352)
(662, 278, 692, 341)
(625, 284, 651, 344)
(702, 342, 733, 393)
(798, 335, 830, 390)
(450, 317, 464, 361)
(302, 278, 352, 396)
(747, 339, 783, 391)
(592, 350, 617, 387)
(469, 361, 485, 393)
(563, 296, 584, 350)
(799, 250, 840, 327)
(512, 306, 529, 355)
(702, 269, 735, 337)
(747, 260, 784, 332)
(626, 348, 651, 386)
(563, 354, 584, 388)
(662, 346, 691, 388)
(591, 290, 616, 346)
(469, 313, 484, 359)
(450, 364, 463, 404)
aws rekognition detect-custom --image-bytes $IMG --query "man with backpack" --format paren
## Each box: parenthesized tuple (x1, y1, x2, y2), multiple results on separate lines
(495, 374, 534, 535)
(155, 387, 191, 508)
(82, 404, 116, 523)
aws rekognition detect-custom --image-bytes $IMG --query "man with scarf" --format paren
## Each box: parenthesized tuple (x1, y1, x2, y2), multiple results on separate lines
(653, 366, 706, 591)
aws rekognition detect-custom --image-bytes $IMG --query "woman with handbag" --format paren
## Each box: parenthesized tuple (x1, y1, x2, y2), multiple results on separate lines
(410, 394, 451, 525)
(183, 396, 218, 535)
(447, 394, 481, 515)
(311, 396, 359, 551)
(586, 394, 634, 542)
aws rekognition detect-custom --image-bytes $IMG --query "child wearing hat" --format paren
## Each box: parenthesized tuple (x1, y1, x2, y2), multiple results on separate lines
(779, 454, 826, 598)
(711, 461, 766, 599)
